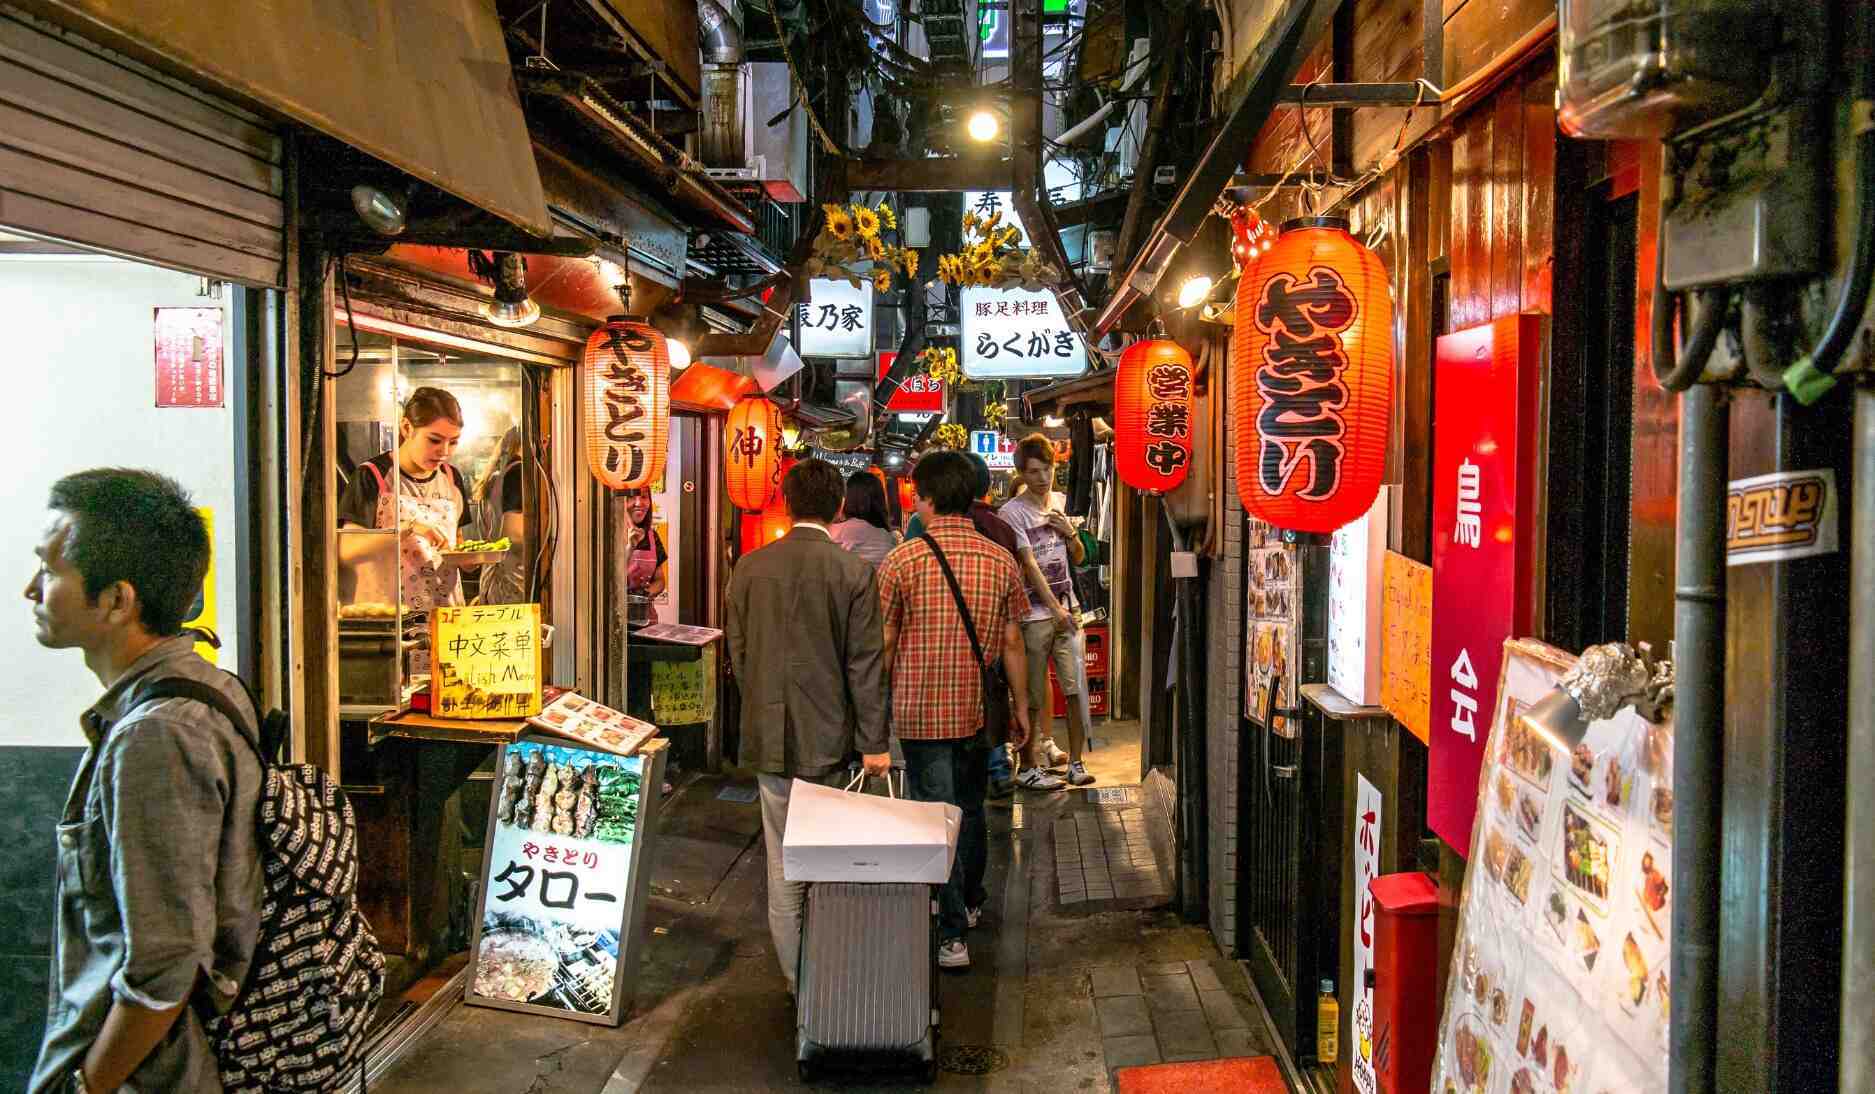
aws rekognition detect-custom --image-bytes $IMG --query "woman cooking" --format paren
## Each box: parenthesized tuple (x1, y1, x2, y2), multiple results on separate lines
(338, 386, 485, 610)
(624, 487, 667, 624)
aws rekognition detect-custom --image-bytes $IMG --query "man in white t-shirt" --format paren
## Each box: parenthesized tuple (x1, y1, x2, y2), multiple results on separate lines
(999, 433, 1094, 790)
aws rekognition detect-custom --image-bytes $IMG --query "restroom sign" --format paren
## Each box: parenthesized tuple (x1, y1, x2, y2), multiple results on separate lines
(970, 430, 1015, 470)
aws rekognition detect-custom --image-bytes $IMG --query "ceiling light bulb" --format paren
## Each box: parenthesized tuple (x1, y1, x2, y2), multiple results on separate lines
(1043, 415, 1066, 428)
(597, 258, 628, 288)
(667, 339, 692, 371)
(967, 110, 1000, 143)
(351, 183, 407, 236)
(1177, 274, 1215, 310)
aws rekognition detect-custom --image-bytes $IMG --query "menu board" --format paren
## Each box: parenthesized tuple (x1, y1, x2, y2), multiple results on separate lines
(1433, 639, 1673, 1094)
(1328, 488, 1391, 706)
(651, 646, 717, 725)
(432, 604, 544, 719)
(1244, 517, 1301, 736)
(530, 692, 660, 756)
(1380, 552, 1433, 744)
(467, 736, 666, 1026)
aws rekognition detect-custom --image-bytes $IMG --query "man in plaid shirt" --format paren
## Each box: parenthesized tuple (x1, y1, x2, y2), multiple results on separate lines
(878, 451, 1031, 969)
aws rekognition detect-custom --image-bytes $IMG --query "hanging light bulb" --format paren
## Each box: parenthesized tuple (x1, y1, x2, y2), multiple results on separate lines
(1177, 274, 1215, 310)
(667, 339, 692, 371)
(967, 109, 1000, 143)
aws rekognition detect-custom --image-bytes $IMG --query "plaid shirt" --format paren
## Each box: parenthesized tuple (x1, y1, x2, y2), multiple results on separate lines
(878, 515, 1028, 740)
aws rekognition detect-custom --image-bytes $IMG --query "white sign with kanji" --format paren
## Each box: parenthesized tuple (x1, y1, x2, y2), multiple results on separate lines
(795, 278, 873, 358)
(1352, 774, 1383, 1093)
(485, 820, 628, 933)
(962, 191, 1029, 245)
(959, 285, 1087, 379)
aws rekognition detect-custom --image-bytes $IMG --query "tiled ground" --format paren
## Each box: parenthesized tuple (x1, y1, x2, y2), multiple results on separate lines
(1054, 805, 1168, 905)
(1092, 958, 1269, 1070)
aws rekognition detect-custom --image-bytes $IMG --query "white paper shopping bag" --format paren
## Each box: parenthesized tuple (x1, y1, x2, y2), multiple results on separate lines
(781, 775, 962, 883)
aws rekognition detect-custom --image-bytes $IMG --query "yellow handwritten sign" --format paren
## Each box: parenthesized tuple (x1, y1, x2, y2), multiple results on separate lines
(651, 646, 716, 725)
(431, 604, 543, 719)
(1380, 551, 1432, 744)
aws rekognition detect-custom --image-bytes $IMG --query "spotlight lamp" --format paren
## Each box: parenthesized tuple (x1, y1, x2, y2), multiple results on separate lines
(967, 109, 1000, 143)
(1520, 642, 1674, 753)
(1176, 273, 1215, 310)
(470, 250, 541, 329)
(350, 183, 409, 237)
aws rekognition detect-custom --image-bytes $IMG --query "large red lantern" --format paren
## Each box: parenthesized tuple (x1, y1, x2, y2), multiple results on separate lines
(583, 316, 670, 490)
(1231, 216, 1392, 534)
(725, 397, 783, 510)
(1113, 338, 1195, 493)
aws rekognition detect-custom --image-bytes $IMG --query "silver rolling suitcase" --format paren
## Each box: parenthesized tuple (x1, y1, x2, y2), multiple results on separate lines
(794, 880, 940, 1083)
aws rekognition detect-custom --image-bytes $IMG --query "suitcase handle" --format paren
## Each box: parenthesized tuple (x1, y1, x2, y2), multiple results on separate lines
(843, 769, 900, 798)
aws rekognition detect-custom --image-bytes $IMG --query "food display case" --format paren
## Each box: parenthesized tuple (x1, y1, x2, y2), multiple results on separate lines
(338, 526, 418, 714)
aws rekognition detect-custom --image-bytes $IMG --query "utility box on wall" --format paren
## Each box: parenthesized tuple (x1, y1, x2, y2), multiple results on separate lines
(1368, 872, 1440, 1094)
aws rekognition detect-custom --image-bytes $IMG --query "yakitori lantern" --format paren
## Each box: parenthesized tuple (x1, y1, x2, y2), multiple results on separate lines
(583, 316, 671, 490)
(1231, 216, 1392, 534)
(1113, 338, 1195, 493)
(725, 397, 783, 510)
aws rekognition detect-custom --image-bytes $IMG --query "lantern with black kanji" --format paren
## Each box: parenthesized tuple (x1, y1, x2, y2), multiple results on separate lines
(1113, 338, 1196, 494)
(739, 457, 795, 552)
(1230, 216, 1392, 534)
(583, 315, 671, 490)
(725, 397, 783, 511)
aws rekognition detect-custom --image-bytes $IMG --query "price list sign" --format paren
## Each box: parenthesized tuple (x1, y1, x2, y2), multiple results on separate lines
(153, 307, 224, 407)
(432, 604, 544, 719)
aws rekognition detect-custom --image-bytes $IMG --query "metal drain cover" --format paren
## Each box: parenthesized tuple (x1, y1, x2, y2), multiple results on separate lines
(1084, 786, 1138, 805)
(937, 1044, 1009, 1075)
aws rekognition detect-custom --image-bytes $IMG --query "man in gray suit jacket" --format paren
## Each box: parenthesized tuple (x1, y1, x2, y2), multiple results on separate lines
(726, 457, 890, 997)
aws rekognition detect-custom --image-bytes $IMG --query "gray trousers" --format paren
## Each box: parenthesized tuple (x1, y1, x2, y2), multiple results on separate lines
(757, 772, 814, 993)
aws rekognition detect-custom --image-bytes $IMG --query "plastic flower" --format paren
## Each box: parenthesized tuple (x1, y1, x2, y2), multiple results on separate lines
(962, 210, 981, 234)
(824, 205, 854, 241)
(853, 205, 881, 239)
(983, 209, 1003, 231)
(876, 204, 897, 230)
(866, 234, 886, 261)
(901, 248, 920, 278)
(872, 266, 893, 293)
(937, 253, 964, 285)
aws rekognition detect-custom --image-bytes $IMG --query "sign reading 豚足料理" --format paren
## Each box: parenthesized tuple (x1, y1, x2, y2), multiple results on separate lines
(1725, 468, 1839, 566)
(795, 278, 873, 358)
(432, 604, 544, 719)
(960, 285, 1087, 379)
(1429, 315, 1541, 856)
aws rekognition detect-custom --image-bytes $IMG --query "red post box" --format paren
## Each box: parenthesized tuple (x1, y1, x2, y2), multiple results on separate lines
(1368, 872, 1440, 1094)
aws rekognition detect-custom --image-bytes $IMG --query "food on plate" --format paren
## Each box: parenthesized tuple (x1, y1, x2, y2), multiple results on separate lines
(1516, 791, 1544, 840)
(1570, 743, 1596, 790)
(1546, 889, 1570, 931)
(1503, 713, 1555, 783)
(1474, 968, 1492, 1007)
(452, 536, 512, 553)
(1563, 805, 1612, 900)
(1638, 850, 1670, 938)
(473, 930, 556, 1002)
(1652, 786, 1675, 828)
(1497, 772, 1516, 813)
(1554, 1044, 1573, 1092)
(1622, 933, 1650, 1005)
(1485, 829, 1512, 881)
(1605, 754, 1625, 808)
(1454, 1019, 1493, 1092)
(1502, 844, 1535, 904)
(1491, 988, 1509, 1027)
(1511, 1068, 1539, 1094)
(1532, 1025, 1549, 1067)
(1517, 999, 1536, 1055)
(1573, 909, 1602, 971)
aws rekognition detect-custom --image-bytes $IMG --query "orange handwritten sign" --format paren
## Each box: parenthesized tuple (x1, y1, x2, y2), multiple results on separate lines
(1380, 551, 1431, 744)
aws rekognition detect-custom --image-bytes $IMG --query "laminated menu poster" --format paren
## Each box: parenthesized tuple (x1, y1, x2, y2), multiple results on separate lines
(1433, 640, 1674, 1094)
(530, 691, 661, 757)
(467, 736, 667, 1026)
(1244, 517, 1301, 736)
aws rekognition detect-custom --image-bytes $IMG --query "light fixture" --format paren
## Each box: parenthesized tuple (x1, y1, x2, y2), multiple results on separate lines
(1176, 273, 1215, 310)
(596, 257, 628, 288)
(350, 183, 408, 236)
(1043, 415, 1066, 428)
(470, 251, 540, 328)
(1520, 642, 1673, 753)
(667, 339, 692, 371)
(967, 109, 1000, 143)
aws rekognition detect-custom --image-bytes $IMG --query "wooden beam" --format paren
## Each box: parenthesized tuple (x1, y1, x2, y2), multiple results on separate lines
(835, 156, 1014, 193)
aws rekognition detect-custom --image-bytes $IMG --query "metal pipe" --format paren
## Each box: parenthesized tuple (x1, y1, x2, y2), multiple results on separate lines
(1165, 511, 1208, 923)
(1842, 384, 1875, 1093)
(1670, 382, 1727, 1094)
(698, 0, 743, 65)
(1651, 215, 1729, 392)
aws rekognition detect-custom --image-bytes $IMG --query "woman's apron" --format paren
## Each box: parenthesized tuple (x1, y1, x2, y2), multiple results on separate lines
(364, 461, 462, 611)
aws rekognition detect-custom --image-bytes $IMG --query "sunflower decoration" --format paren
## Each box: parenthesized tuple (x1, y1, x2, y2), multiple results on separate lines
(983, 398, 1007, 430)
(931, 422, 970, 450)
(806, 200, 916, 295)
(916, 345, 962, 386)
(935, 207, 1063, 292)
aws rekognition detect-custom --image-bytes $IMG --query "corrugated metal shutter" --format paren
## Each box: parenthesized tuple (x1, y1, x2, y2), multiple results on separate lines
(0, 10, 283, 286)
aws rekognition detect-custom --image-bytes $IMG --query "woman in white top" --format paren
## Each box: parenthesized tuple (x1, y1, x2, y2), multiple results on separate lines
(828, 470, 900, 568)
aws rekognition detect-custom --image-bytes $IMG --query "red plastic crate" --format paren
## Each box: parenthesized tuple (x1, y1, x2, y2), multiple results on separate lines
(1050, 670, 1109, 718)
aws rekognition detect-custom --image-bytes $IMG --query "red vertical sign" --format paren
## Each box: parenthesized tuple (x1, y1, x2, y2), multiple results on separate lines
(153, 307, 224, 407)
(1428, 314, 1542, 854)
(877, 351, 945, 413)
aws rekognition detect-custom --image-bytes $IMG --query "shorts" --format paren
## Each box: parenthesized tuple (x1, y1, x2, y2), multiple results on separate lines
(1021, 618, 1086, 714)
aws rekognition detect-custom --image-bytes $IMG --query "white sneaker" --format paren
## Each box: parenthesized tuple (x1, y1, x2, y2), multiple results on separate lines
(1067, 761, 1095, 787)
(967, 905, 983, 929)
(938, 939, 971, 968)
(1017, 767, 1066, 791)
(1040, 739, 1070, 769)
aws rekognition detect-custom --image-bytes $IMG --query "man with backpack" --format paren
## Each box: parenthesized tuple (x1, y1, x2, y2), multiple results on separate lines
(24, 469, 262, 1094)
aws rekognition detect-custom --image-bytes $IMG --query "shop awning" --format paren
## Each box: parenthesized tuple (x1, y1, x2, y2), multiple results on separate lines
(671, 363, 757, 413)
(24, 0, 554, 237)
(1024, 369, 1116, 418)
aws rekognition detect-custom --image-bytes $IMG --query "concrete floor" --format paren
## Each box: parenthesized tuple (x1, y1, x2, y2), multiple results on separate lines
(370, 720, 1286, 1093)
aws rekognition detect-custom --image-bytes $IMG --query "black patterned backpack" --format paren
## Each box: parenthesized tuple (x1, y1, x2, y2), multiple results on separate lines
(131, 675, 385, 1092)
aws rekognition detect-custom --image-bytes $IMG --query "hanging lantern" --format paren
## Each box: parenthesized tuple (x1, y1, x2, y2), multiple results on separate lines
(897, 475, 916, 516)
(1231, 216, 1393, 534)
(725, 397, 784, 510)
(1113, 337, 1195, 494)
(1229, 208, 1273, 274)
(582, 316, 671, 491)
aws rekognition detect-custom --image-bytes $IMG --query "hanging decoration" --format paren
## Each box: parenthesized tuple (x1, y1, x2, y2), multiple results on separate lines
(897, 476, 916, 516)
(1113, 336, 1196, 494)
(931, 422, 969, 450)
(808, 200, 919, 294)
(1231, 217, 1393, 534)
(582, 316, 671, 491)
(725, 397, 784, 511)
(1230, 206, 1273, 273)
(935, 208, 1062, 290)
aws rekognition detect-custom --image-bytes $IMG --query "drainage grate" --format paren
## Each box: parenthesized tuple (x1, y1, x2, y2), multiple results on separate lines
(937, 1044, 1010, 1075)
(1084, 786, 1139, 805)
(715, 784, 759, 804)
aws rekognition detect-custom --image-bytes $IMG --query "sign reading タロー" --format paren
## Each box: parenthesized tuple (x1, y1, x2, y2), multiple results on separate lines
(1428, 314, 1542, 855)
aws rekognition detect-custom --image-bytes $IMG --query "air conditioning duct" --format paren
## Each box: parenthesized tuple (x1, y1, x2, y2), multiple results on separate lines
(699, 0, 810, 207)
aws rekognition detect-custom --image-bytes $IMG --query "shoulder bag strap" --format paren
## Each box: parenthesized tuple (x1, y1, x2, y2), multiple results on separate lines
(127, 676, 270, 765)
(919, 532, 989, 670)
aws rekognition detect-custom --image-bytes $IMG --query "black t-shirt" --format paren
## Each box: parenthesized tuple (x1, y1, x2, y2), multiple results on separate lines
(337, 452, 473, 530)
(500, 463, 522, 514)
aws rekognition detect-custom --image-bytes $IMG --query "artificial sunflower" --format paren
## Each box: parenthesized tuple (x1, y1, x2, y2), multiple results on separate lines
(865, 234, 886, 261)
(872, 266, 893, 293)
(876, 204, 897, 230)
(962, 210, 981, 234)
(853, 205, 881, 239)
(983, 209, 1003, 230)
(968, 240, 994, 264)
(900, 248, 920, 278)
(824, 205, 854, 241)
(937, 253, 964, 285)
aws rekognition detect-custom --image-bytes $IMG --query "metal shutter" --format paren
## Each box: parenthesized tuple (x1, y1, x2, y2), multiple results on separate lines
(0, 9, 283, 286)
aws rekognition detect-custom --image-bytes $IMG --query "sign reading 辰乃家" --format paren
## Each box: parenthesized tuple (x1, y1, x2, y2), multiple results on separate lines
(432, 604, 544, 719)
(795, 278, 874, 358)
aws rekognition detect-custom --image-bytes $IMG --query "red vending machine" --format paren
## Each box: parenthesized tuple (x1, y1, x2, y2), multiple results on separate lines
(1368, 872, 1439, 1094)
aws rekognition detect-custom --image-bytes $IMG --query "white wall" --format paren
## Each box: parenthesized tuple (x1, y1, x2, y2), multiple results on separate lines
(0, 256, 239, 747)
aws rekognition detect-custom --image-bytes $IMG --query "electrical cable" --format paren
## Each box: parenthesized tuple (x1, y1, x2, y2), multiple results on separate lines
(324, 253, 361, 379)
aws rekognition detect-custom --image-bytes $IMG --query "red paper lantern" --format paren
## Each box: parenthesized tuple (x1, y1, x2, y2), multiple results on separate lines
(897, 476, 916, 516)
(725, 397, 783, 510)
(1231, 217, 1392, 534)
(1113, 338, 1195, 493)
(582, 316, 670, 491)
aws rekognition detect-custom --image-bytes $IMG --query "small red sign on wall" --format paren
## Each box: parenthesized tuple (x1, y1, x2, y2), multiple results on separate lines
(877, 351, 944, 413)
(154, 307, 224, 407)
(1428, 314, 1543, 855)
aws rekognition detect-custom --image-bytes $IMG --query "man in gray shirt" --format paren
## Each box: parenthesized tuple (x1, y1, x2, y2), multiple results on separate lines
(25, 469, 261, 1094)
(726, 458, 889, 997)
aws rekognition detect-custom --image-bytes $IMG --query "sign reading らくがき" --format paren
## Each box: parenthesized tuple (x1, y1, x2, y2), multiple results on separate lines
(432, 603, 544, 719)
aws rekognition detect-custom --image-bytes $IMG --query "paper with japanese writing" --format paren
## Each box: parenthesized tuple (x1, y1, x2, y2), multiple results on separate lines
(469, 740, 645, 1019)
(651, 646, 716, 725)
(1352, 775, 1382, 1094)
(1380, 552, 1432, 744)
(431, 604, 544, 719)
(1328, 489, 1390, 707)
(1432, 639, 1672, 1094)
